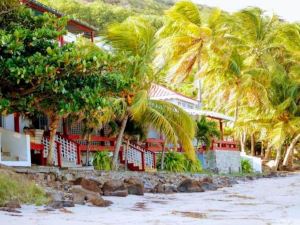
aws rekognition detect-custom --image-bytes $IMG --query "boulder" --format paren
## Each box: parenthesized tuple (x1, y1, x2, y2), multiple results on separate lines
(102, 180, 128, 197)
(199, 177, 218, 191)
(153, 184, 177, 194)
(124, 177, 144, 195)
(48, 200, 75, 209)
(4, 200, 21, 209)
(71, 185, 100, 204)
(109, 190, 128, 197)
(46, 189, 64, 202)
(88, 197, 113, 207)
(73, 178, 102, 193)
(177, 179, 204, 193)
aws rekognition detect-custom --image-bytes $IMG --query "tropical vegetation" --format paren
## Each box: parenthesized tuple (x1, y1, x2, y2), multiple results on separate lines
(1, 0, 300, 171)
(156, 151, 202, 173)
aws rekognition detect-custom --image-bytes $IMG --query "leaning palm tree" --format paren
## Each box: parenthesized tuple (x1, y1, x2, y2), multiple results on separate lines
(155, 1, 213, 82)
(104, 16, 196, 170)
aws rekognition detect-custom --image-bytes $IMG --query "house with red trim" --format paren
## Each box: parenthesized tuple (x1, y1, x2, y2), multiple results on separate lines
(0, 0, 241, 173)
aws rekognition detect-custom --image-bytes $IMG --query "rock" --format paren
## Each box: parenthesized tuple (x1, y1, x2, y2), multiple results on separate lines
(198, 177, 218, 191)
(102, 180, 128, 197)
(71, 185, 100, 204)
(124, 177, 144, 195)
(0, 207, 21, 213)
(48, 200, 75, 209)
(73, 178, 102, 193)
(110, 190, 128, 197)
(46, 173, 57, 183)
(177, 179, 204, 193)
(46, 189, 64, 202)
(4, 200, 21, 209)
(200, 182, 218, 191)
(88, 197, 112, 207)
(153, 184, 177, 194)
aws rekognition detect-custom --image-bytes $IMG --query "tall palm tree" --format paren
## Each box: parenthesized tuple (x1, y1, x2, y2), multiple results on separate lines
(104, 17, 196, 170)
(155, 1, 212, 82)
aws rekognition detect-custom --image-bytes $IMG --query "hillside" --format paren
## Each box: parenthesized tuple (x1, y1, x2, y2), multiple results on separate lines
(39, 0, 212, 32)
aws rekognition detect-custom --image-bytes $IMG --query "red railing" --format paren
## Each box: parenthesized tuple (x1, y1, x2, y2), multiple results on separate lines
(198, 140, 239, 152)
(66, 135, 116, 152)
(144, 138, 164, 152)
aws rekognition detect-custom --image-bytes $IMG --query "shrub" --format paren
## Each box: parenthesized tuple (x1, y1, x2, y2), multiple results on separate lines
(157, 151, 202, 173)
(241, 159, 253, 173)
(184, 155, 202, 173)
(156, 151, 186, 172)
(0, 170, 48, 206)
(93, 151, 111, 171)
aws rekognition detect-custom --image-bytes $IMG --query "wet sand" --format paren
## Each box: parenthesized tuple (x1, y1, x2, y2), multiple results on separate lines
(1, 173, 300, 225)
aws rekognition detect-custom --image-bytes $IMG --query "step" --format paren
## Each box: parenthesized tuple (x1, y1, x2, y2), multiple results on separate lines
(61, 160, 79, 168)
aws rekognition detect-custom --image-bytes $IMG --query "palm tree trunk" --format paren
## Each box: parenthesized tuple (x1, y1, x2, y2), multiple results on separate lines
(250, 133, 255, 156)
(264, 143, 272, 161)
(112, 114, 128, 170)
(160, 144, 166, 170)
(47, 114, 60, 166)
(125, 139, 129, 171)
(240, 130, 246, 153)
(274, 146, 282, 171)
(283, 133, 300, 167)
(260, 141, 264, 157)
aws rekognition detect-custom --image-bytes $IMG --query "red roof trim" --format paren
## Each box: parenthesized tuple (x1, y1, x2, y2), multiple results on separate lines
(20, 0, 96, 33)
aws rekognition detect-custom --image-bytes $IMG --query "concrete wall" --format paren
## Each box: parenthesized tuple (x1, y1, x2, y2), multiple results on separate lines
(241, 152, 262, 173)
(0, 127, 31, 166)
(204, 150, 241, 174)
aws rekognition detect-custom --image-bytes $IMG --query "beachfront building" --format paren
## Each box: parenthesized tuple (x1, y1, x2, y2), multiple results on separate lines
(0, 0, 97, 167)
(148, 84, 241, 173)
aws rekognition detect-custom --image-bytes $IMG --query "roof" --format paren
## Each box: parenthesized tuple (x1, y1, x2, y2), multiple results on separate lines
(149, 84, 200, 105)
(20, 0, 97, 37)
(149, 84, 234, 121)
(184, 109, 235, 122)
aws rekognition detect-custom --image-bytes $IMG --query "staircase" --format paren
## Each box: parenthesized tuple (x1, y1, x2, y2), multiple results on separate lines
(42, 134, 80, 168)
(120, 143, 156, 172)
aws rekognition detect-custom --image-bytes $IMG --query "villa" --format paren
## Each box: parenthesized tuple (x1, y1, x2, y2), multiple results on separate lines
(0, 0, 242, 173)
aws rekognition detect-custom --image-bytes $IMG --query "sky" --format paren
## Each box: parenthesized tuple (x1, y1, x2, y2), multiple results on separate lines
(193, 0, 299, 22)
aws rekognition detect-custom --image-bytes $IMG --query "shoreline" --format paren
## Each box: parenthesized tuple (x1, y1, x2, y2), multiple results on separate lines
(1, 172, 300, 225)
(0, 165, 294, 212)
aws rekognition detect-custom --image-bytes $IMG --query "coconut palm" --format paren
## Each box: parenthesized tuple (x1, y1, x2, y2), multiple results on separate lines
(195, 116, 220, 149)
(103, 16, 196, 170)
(155, 1, 213, 82)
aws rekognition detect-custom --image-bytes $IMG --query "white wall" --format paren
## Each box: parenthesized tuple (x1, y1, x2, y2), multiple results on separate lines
(241, 152, 262, 173)
(1, 114, 30, 132)
(0, 127, 31, 167)
(3, 114, 14, 131)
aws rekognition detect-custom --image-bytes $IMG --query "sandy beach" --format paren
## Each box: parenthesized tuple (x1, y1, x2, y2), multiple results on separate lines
(1, 173, 299, 225)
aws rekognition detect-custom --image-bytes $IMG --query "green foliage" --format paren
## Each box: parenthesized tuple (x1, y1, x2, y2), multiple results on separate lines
(39, 0, 170, 31)
(157, 151, 202, 173)
(184, 155, 202, 173)
(0, 171, 48, 206)
(93, 151, 112, 171)
(195, 117, 221, 148)
(241, 159, 253, 173)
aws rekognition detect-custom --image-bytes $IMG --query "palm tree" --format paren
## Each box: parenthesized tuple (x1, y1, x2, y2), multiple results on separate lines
(155, 1, 212, 82)
(195, 116, 220, 149)
(104, 17, 196, 170)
